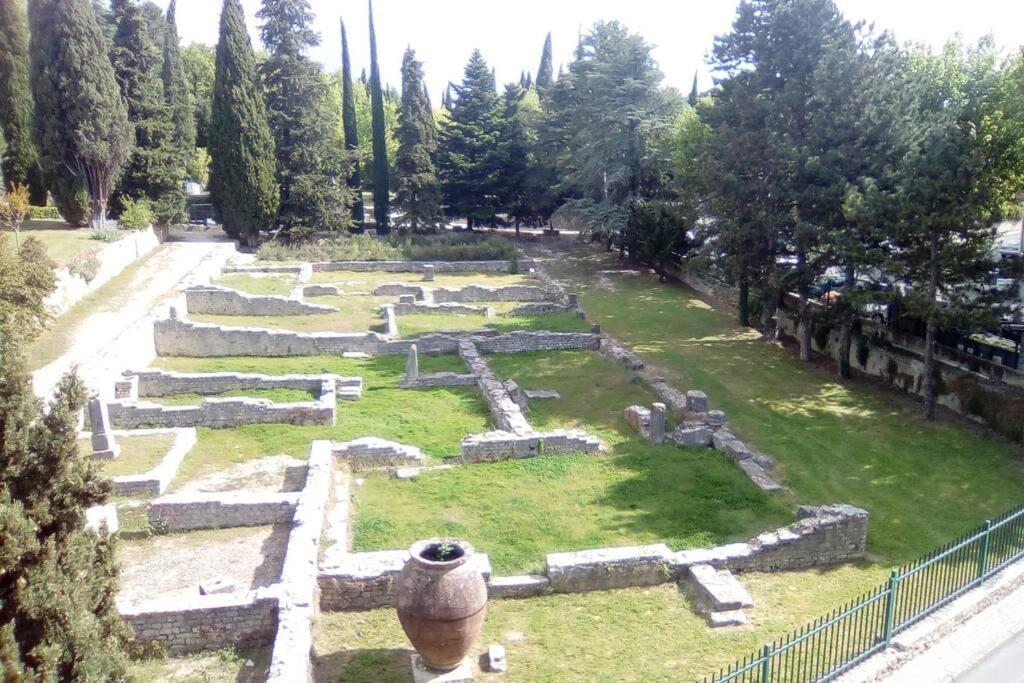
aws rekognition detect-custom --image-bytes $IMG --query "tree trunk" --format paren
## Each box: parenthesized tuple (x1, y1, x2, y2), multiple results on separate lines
(923, 234, 940, 421)
(89, 197, 107, 230)
(796, 245, 812, 361)
(838, 264, 855, 379)
(738, 273, 750, 327)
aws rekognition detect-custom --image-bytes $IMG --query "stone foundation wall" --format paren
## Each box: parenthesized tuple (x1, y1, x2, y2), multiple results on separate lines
(400, 372, 478, 388)
(108, 393, 335, 430)
(546, 544, 674, 593)
(312, 260, 531, 273)
(126, 369, 358, 398)
(108, 427, 197, 497)
(432, 284, 554, 303)
(394, 301, 492, 316)
(120, 592, 278, 655)
(460, 429, 604, 462)
(147, 492, 299, 531)
(154, 313, 600, 358)
(185, 286, 336, 316)
(331, 438, 424, 470)
(458, 341, 532, 434)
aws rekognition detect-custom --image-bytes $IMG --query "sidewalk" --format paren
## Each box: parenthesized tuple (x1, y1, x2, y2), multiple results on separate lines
(32, 238, 236, 399)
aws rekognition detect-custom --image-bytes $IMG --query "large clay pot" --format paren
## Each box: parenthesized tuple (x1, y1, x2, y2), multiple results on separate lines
(395, 538, 488, 671)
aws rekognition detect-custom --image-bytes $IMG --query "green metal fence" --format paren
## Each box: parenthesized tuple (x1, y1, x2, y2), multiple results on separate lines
(701, 503, 1024, 683)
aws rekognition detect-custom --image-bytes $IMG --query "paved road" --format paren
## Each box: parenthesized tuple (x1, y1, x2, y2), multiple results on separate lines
(959, 628, 1024, 683)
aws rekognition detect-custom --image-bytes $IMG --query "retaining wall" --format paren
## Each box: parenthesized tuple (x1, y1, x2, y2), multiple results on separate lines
(125, 369, 358, 398)
(147, 492, 299, 531)
(107, 393, 335, 430)
(184, 285, 336, 316)
(432, 284, 555, 303)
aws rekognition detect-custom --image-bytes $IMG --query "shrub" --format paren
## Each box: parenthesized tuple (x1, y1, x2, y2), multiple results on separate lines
(550, 198, 628, 236)
(117, 197, 155, 231)
(256, 232, 518, 263)
(28, 205, 61, 220)
(69, 254, 101, 282)
(403, 233, 516, 261)
(90, 228, 123, 243)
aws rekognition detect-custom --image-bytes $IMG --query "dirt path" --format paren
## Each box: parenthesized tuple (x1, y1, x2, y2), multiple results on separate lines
(32, 236, 237, 399)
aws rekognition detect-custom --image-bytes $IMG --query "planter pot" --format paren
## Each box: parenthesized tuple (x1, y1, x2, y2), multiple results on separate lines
(395, 539, 488, 671)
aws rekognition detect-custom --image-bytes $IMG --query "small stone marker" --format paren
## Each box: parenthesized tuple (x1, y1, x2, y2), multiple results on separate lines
(406, 344, 419, 381)
(567, 293, 579, 307)
(486, 644, 507, 673)
(399, 294, 417, 304)
(649, 403, 667, 444)
(422, 264, 435, 282)
(591, 323, 601, 334)
(411, 655, 474, 683)
(88, 395, 120, 459)
(199, 578, 238, 595)
(686, 390, 709, 413)
(706, 409, 727, 427)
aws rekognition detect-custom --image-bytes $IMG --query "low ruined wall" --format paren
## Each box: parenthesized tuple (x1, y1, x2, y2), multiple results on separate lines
(432, 284, 554, 303)
(127, 369, 356, 397)
(154, 313, 601, 358)
(459, 341, 532, 434)
(312, 260, 530, 273)
(121, 592, 278, 655)
(394, 301, 492, 316)
(107, 394, 335, 430)
(400, 372, 478, 388)
(109, 427, 196, 497)
(546, 544, 674, 593)
(460, 429, 604, 462)
(184, 286, 336, 316)
(148, 492, 299, 531)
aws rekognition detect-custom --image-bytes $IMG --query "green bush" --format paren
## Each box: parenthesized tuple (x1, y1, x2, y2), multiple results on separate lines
(257, 234, 404, 262)
(403, 233, 516, 261)
(256, 232, 518, 263)
(28, 206, 61, 220)
(90, 228, 124, 243)
(69, 254, 101, 282)
(117, 197, 155, 231)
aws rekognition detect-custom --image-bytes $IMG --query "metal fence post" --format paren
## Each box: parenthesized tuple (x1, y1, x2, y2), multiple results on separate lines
(760, 643, 772, 683)
(978, 520, 993, 585)
(883, 569, 899, 648)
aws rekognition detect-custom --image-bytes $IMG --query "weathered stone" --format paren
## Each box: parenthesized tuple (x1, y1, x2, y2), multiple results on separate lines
(712, 429, 738, 451)
(567, 293, 579, 307)
(488, 574, 550, 600)
(406, 344, 419, 381)
(624, 405, 651, 437)
(422, 264, 435, 282)
(522, 389, 559, 400)
(738, 460, 783, 493)
(392, 465, 453, 480)
(411, 655, 474, 683)
(707, 609, 747, 628)
(89, 395, 120, 459)
(671, 425, 713, 448)
(85, 504, 118, 534)
(723, 440, 754, 462)
(591, 324, 601, 334)
(706, 410, 727, 427)
(752, 453, 776, 470)
(333, 438, 425, 470)
(546, 544, 673, 593)
(302, 284, 339, 297)
(185, 285, 336, 316)
(487, 644, 507, 673)
(686, 390, 709, 413)
(650, 403, 667, 444)
(685, 564, 754, 612)
(199, 578, 238, 596)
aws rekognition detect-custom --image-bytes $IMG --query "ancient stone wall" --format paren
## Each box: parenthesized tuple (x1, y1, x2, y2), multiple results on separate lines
(431, 284, 555, 303)
(184, 286, 336, 317)
(120, 592, 278, 655)
(394, 301, 492, 316)
(107, 394, 336, 430)
(311, 260, 532, 273)
(127, 369, 359, 398)
(332, 438, 424, 470)
(459, 341, 532, 434)
(147, 492, 299, 531)
(106, 427, 196, 497)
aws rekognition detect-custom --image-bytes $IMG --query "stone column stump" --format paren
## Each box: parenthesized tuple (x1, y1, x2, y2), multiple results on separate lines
(406, 344, 419, 381)
(88, 395, 120, 459)
(650, 403, 667, 444)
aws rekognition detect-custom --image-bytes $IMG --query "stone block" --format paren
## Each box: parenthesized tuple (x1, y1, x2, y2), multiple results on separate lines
(723, 440, 753, 462)
(487, 644, 507, 673)
(752, 453, 776, 470)
(422, 264, 435, 282)
(649, 403, 667, 444)
(302, 284, 339, 297)
(89, 395, 120, 459)
(686, 390, 709, 413)
(672, 425, 713, 447)
(488, 574, 550, 599)
(546, 544, 673, 593)
(706, 410, 727, 427)
(199, 578, 238, 596)
(737, 460, 783, 493)
(522, 389, 559, 400)
(411, 655, 474, 683)
(707, 609, 747, 628)
(685, 564, 754, 612)
(406, 344, 419, 381)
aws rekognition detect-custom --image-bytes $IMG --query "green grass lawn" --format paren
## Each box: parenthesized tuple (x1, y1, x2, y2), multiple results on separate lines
(398, 310, 590, 338)
(78, 433, 176, 478)
(127, 646, 268, 682)
(190, 293, 395, 334)
(351, 350, 791, 575)
(313, 564, 888, 682)
(144, 387, 318, 406)
(10, 219, 99, 264)
(150, 355, 492, 489)
(306, 270, 532, 291)
(541, 244, 1024, 564)
(215, 272, 298, 295)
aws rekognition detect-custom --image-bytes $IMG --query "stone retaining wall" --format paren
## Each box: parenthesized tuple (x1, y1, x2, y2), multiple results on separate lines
(460, 429, 604, 462)
(458, 341, 532, 434)
(108, 393, 336, 430)
(120, 591, 278, 655)
(432, 284, 554, 303)
(124, 369, 360, 398)
(147, 492, 299, 531)
(185, 285, 336, 316)
(311, 260, 530, 273)
(331, 438, 424, 470)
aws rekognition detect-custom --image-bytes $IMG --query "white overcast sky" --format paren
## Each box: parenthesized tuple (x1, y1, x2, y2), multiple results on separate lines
(168, 0, 1024, 99)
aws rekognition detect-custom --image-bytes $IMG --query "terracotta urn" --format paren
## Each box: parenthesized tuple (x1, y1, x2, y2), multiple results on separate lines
(395, 538, 488, 671)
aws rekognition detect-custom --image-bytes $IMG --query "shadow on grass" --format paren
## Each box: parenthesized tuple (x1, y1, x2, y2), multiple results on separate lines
(314, 647, 412, 683)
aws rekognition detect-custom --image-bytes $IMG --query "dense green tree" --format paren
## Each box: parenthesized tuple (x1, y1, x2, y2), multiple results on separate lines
(110, 0, 185, 224)
(182, 43, 215, 149)
(0, 0, 46, 203)
(496, 83, 531, 229)
(208, 0, 278, 244)
(536, 32, 553, 92)
(0, 236, 129, 679)
(368, 0, 390, 232)
(688, 71, 699, 106)
(439, 50, 505, 227)
(162, 0, 197, 184)
(394, 47, 442, 232)
(28, 0, 132, 228)
(258, 0, 351, 230)
(340, 18, 365, 225)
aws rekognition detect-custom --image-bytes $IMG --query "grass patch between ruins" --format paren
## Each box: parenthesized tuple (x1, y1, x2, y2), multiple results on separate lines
(352, 350, 792, 575)
(150, 355, 491, 489)
(78, 433, 176, 478)
(215, 272, 298, 295)
(144, 387, 319, 406)
(127, 646, 268, 682)
(305, 269, 532, 291)
(312, 564, 888, 682)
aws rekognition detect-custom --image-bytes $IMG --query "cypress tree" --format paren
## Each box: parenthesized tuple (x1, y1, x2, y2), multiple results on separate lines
(688, 71, 699, 106)
(368, 0, 390, 233)
(208, 0, 278, 245)
(28, 0, 132, 229)
(536, 32, 553, 92)
(0, 236, 129, 679)
(439, 50, 504, 227)
(340, 18, 365, 225)
(0, 0, 46, 203)
(394, 47, 442, 232)
(162, 0, 197, 181)
(111, 0, 185, 224)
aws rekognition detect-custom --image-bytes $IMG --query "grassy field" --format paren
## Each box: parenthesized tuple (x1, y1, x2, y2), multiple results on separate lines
(150, 355, 492, 488)
(306, 270, 532, 291)
(541, 244, 1024, 564)
(352, 350, 791, 575)
(313, 564, 888, 682)
(127, 646, 268, 682)
(77, 433, 176, 478)
(11, 219, 99, 264)
(215, 272, 298, 295)
(190, 292, 395, 334)
(397, 309, 590, 338)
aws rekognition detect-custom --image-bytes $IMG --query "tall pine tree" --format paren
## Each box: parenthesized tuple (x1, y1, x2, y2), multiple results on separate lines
(110, 0, 185, 224)
(28, 0, 131, 228)
(162, 0, 197, 183)
(208, 0, 278, 245)
(368, 0, 390, 233)
(394, 47, 442, 232)
(340, 18, 365, 226)
(439, 50, 504, 227)
(536, 32, 553, 92)
(0, 0, 46, 203)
